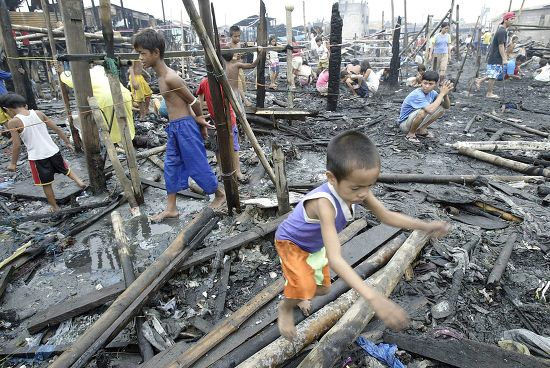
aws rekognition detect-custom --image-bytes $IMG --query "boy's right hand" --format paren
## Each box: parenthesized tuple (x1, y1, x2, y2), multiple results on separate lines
(7, 163, 16, 172)
(439, 80, 454, 95)
(371, 295, 410, 331)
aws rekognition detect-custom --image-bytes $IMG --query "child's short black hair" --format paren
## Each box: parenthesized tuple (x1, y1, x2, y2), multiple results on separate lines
(350, 59, 360, 66)
(539, 58, 548, 67)
(422, 70, 439, 83)
(327, 131, 380, 181)
(221, 51, 233, 62)
(360, 60, 371, 73)
(229, 25, 240, 36)
(133, 28, 165, 59)
(269, 35, 276, 43)
(417, 64, 426, 72)
(0, 93, 26, 110)
(315, 36, 322, 43)
(516, 55, 527, 63)
(441, 22, 449, 28)
(340, 69, 349, 79)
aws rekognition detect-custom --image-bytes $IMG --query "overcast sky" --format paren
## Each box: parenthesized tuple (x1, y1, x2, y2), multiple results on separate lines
(83, 0, 550, 26)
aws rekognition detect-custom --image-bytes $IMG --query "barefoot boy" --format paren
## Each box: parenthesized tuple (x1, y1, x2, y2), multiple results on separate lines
(275, 131, 449, 339)
(133, 29, 225, 221)
(1, 93, 86, 211)
(398, 71, 452, 143)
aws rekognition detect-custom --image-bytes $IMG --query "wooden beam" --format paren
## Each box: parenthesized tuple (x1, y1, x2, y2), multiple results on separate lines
(256, 0, 267, 108)
(59, 0, 106, 194)
(272, 142, 290, 215)
(449, 141, 550, 151)
(483, 113, 550, 138)
(383, 331, 549, 368)
(487, 233, 517, 289)
(458, 148, 550, 178)
(49, 208, 217, 368)
(27, 282, 126, 335)
(285, 4, 295, 107)
(327, 3, 342, 111)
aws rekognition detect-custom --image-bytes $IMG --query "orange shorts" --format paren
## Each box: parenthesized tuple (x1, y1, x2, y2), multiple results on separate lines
(275, 239, 331, 300)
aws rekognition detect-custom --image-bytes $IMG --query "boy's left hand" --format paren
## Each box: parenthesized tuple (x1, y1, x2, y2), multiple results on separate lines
(195, 115, 215, 139)
(423, 221, 450, 238)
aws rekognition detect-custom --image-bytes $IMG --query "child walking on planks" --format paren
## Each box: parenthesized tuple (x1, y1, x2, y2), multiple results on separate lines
(133, 29, 225, 221)
(275, 131, 450, 339)
(0, 93, 86, 211)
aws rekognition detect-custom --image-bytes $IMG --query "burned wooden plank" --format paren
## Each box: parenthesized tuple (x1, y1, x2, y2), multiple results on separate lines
(213, 256, 232, 321)
(190, 316, 214, 334)
(0, 266, 14, 301)
(487, 233, 518, 289)
(383, 331, 549, 368)
(26, 281, 126, 335)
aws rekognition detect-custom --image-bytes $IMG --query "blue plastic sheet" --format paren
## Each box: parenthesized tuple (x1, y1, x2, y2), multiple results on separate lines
(356, 336, 406, 368)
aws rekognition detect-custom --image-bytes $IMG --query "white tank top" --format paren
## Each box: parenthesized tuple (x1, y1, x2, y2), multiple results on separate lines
(17, 110, 59, 160)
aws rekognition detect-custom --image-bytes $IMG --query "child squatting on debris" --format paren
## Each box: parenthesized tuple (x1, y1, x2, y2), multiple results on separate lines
(398, 70, 453, 144)
(1, 93, 86, 211)
(274, 131, 450, 339)
(133, 29, 225, 221)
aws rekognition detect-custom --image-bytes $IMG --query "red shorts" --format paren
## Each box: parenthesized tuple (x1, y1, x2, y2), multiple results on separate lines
(275, 239, 331, 300)
(29, 152, 70, 185)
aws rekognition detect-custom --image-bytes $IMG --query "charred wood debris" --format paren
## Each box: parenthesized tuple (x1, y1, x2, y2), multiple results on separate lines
(0, 3, 550, 368)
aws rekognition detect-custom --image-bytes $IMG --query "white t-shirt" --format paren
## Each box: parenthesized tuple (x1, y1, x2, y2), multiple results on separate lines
(535, 65, 550, 82)
(316, 44, 329, 61)
(17, 110, 59, 160)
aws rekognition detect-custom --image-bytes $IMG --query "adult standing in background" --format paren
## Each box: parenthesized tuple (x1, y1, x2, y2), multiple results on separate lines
(428, 22, 451, 84)
(481, 29, 492, 55)
(485, 12, 515, 99)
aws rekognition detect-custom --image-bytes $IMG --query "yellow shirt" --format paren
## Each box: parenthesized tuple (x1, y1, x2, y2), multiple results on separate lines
(60, 65, 134, 144)
(482, 32, 492, 45)
(0, 109, 9, 125)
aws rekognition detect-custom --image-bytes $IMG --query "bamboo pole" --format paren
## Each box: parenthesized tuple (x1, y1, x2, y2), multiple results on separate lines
(238, 231, 430, 368)
(458, 147, 550, 178)
(40, 0, 82, 152)
(88, 96, 139, 211)
(111, 211, 154, 362)
(285, 4, 295, 107)
(272, 142, 291, 215)
(449, 141, 550, 151)
(487, 233, 517, 289)
(49, 208, 217, 368)
(181, 0, 276, 185)
(99, 0, 143, 205)
(11, 24, 131, 42)
(482, 113, 550, 138)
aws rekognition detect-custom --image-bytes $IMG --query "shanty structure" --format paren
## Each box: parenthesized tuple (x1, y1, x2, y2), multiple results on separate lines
(491, 4, 550, 44)
(339, 0, 369, 39)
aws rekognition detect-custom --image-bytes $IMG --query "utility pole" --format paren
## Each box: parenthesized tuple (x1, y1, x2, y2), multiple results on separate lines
(198, 0, 240, 214)
(59, 0, 106, 193)
(285, 4, 294, 108)
(403, 0, 408, 50)
(0, 0, 37, 109)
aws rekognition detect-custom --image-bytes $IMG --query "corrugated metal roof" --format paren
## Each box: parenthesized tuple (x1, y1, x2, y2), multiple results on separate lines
(9, 11, 59, 29)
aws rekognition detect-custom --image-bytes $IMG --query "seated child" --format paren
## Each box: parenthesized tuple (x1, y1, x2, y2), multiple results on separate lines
(534, 58, 550, 82)
(316, 69, 329, 96)
(476, 54, 527, 88)
(360, 60, 380, 94)
(296, 60, 316, 87)
(1, 93, 86, 211)
(406, 64, 426, 87)
(315, 36, 329, 74)
(275, 131, 450, 339)
(341, 68, 369, 98)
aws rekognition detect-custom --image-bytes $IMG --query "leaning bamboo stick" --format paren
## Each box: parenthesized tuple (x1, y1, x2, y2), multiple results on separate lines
(448, 141, 550, 151)
(238, 230, 430, 368)
(458, 147, 550, 178)
(482, 113, 550, 138)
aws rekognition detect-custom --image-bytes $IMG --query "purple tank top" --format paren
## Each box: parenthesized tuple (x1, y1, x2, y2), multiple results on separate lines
(275, 182, 355, 253)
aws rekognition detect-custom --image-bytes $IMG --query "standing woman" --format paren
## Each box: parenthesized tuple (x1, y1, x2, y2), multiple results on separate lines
(428, 22, 452, 83)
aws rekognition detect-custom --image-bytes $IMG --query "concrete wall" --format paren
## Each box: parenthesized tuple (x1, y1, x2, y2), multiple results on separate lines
(339, 0, 369, 39)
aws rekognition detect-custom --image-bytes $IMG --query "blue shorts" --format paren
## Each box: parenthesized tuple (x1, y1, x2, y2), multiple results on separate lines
(486, 64, 503, 79)
(209, 125, 240, 152)
(164, 116, 218, 194)
(270, 63, 280, 73)
(356, 81, 369, 98)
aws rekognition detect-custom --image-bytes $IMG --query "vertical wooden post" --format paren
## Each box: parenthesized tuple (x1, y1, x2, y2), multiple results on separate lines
(302, 1, 307, 42)
(256, 0, 267, 108)
(272, 142, 290, 215)
(197, 0, 240, 215)
(382, 11, 385, 29)
(388, 16, 401, 87)
(0, 0, 38, 109)
(455, 4, 460, 61)
(508, 0, 513, 11)
(59, 0, 106, 193)
(403, 0, 408, 50)
(326, 3, 342, 112)
(285, 4, 294, 108)
(390, 0, 395, 30)
(90, 0, 100, 29)
(111, 210, 154, 362)
(454, 16, 480, 90)
(426, 14, 432, 38)
(99, 0, 144, 205)
(41, 0, 83, 152)
(40, 40, 57, 98)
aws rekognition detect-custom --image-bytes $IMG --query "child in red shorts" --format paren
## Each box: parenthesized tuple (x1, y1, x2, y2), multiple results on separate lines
(1, 93, 86, 211)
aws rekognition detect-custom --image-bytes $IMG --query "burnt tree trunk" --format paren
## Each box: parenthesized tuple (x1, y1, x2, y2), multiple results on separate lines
(326, 3, 342, 111)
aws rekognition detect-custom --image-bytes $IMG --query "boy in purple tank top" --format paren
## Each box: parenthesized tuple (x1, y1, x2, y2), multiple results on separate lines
(275, 131, 450, 339)
(1, 93, 86, 211)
